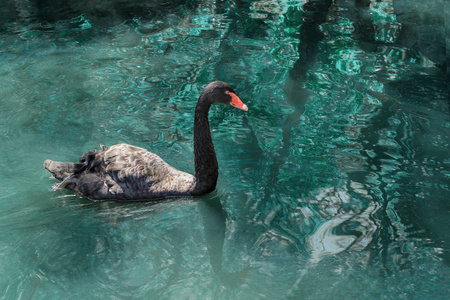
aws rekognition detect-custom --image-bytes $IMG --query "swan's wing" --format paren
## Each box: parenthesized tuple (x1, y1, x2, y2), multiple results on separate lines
(96, 144, 193, 199)
(103, 144, 171, 186)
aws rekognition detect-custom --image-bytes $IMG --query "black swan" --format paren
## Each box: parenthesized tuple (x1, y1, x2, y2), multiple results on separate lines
(44, 81, 248, 200)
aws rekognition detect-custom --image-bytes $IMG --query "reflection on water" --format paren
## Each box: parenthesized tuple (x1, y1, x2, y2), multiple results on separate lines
(0, 0, 448, 299)
(306, 187, 379, 262)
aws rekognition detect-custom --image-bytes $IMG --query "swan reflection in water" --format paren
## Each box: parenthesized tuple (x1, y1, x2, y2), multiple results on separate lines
(55, 192, 250, 288)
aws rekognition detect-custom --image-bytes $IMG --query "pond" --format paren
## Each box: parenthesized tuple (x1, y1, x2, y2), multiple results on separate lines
(0, 0, 448, 299)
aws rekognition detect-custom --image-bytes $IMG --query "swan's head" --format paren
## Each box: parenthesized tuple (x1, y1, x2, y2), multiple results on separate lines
(203, 81, 248, 111)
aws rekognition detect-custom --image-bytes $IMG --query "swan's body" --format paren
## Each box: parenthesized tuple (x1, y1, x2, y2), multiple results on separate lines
(44, 81, 247, 200)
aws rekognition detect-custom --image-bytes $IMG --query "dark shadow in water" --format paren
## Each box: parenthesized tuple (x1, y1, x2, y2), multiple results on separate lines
(260, 0, 334, 252)
(277, 0, 333, 184)
(198, 193, 251, 287)
(260, 1, 333, 254)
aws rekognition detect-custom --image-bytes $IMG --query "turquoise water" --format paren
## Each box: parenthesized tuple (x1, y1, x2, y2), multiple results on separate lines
(0, 0, 449, 298)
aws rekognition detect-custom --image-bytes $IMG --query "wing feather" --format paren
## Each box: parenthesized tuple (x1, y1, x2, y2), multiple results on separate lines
(87, 143, 194, 199)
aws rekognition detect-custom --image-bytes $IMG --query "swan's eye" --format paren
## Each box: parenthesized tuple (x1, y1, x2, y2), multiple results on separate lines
(225, 90, 230, 95)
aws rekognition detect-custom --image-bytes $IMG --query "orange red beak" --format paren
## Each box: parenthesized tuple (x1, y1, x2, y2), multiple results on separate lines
(230, 92, 248, 111)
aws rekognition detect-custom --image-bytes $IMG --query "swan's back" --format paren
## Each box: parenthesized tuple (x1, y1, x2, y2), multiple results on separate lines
(44, 143, 195, 200)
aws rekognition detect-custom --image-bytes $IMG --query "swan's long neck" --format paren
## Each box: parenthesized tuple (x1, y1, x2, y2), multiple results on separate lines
(191, 98, 218, 195)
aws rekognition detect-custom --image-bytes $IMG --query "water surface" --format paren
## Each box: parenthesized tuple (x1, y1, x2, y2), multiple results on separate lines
(0, 0, 448, 299)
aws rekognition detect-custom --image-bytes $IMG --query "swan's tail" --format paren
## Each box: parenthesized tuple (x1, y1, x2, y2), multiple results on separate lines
(44, 153, 112, 199)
